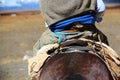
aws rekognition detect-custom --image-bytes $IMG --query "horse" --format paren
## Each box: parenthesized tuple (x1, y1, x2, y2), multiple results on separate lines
(38, 39, 119, 80)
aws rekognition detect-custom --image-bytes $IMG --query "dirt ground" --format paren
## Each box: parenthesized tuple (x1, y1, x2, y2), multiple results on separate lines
(0, 9, 120, 80)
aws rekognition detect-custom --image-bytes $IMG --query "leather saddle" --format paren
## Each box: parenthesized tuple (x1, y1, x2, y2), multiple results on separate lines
(49, 38, 120, 80)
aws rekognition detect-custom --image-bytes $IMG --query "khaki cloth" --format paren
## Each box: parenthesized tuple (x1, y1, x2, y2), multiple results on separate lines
(40, 0, 96, 26)
(33, 25, 109, 55)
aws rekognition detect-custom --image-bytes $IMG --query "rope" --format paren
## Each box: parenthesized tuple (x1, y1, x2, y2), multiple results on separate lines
(52, 32, 79, 43)
(97, 34, 118, 80)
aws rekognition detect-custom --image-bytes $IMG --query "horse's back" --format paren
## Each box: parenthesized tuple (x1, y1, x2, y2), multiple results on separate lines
(39, 52, 113, 80)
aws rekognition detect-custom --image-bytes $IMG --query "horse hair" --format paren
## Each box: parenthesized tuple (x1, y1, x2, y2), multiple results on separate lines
(65, 74, 86, 80)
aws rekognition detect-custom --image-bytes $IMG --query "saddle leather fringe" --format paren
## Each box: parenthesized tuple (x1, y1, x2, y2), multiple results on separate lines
(100, 45, 120, 80)
(79, 38, 120, 80)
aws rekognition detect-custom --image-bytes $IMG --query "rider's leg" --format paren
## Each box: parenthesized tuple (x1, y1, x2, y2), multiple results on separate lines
(91, 25, 109, 45)
(28, 28, 58, 79)
(33, 28, 58, 56)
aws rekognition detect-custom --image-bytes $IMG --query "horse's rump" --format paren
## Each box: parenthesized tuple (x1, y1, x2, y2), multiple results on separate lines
(40, 52, 113, 80)
(39, 39, 120, 80)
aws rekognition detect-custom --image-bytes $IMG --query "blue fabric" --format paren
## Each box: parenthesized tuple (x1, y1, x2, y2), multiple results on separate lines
(50, 14, 95, 32)
(96, 17, 102, 23)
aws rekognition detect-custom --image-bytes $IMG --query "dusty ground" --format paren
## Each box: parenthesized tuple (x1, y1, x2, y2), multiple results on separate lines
(0, 9, 120, 80)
